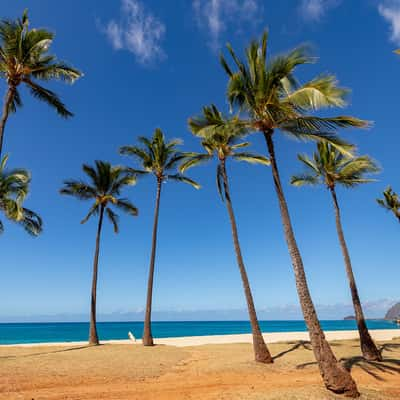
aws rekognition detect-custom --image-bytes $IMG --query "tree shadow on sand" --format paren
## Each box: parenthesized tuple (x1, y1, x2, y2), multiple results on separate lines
(273, 340, 312, 360)
(378, 342, 400, 353)
(338, 356, 400, 381)
(0, 345, 92, 360)
(273, 340, 340, 361)
(296, 344, 400, 383)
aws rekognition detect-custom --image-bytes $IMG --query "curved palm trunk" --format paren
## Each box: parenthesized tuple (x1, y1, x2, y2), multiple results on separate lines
(220, 159, 273, 363)
(0, 86, 16, 158)
(142, 178, 162, 346)
(89, 205, 104, 345)
(330, 187, 382, 361)
(263, 131, 359, 397)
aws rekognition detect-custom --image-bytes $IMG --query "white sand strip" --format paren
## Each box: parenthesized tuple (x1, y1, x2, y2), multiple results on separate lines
(1, 329, 399, 348)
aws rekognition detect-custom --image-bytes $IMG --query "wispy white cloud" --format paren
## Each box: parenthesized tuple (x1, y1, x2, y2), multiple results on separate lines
(103, 0, 166, 65)
(378, 0, 400, 45)
(4, 299, 395, 322)
(299, 0, 340, 21)
(193, 0, 261, 50)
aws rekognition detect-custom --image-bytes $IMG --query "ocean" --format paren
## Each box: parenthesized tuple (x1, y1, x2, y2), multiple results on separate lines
(0, 320, 398, 344)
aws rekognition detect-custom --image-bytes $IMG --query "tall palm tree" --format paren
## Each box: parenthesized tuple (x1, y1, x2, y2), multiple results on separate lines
(0, 10, 82, 156)
(219, 31, 368, 396)
(291, 142, 381, 361)
(60, 161, 138, 345)
(377, 187, 400, 222)
(0, 154, 42, 235)
(181, 105, 273, 363)
(120, 128, 199, 346)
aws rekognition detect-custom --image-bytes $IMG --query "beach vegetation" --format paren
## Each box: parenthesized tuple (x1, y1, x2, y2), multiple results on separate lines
(119, 128, 199, 346)
(291, 142, 382, 361)
(60, 161, 138, 345)
(181, 104, 273, 363)
(0, 9, 82, 156)
(218, 30, 368, 397)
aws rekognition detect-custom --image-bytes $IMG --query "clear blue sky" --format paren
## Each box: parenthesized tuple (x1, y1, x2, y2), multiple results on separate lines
(1, 0, 399, 321)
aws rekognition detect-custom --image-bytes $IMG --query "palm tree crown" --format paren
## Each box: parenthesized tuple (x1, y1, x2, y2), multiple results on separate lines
(220, 31, 367, 151)
(120, 128, 200, 188)
(0, 9, 82, 117)
(377, 187, 400, 222)
(0, 154, 42, 235)
(60, 161, 138, 232)
(181, 105, 270, 192)
(291, 142, 379, 189)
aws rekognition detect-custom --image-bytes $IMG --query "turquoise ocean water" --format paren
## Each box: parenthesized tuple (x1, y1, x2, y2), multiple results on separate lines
(0, 320, 398, 344)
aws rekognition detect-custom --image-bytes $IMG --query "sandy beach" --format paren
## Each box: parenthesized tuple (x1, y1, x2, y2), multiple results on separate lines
(1, 329, 400, 399)
(2, 328, 399, 348)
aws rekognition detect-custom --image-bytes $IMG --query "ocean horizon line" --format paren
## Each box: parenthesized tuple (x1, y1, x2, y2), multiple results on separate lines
(0, 318, 390, 325)
(1, 320, 398, 345)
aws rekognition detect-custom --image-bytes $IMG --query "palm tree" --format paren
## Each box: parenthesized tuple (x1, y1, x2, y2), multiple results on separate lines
(219, 31, 368, 396)
(377, 187, 400, 222)
(60, 161, 138, 345)
(0, 10, 82, 156)
(0, 154, 42, 235)
(181, 105, 273, 363)
(291, 142, 382, 361)
(119, 128, 199, 346)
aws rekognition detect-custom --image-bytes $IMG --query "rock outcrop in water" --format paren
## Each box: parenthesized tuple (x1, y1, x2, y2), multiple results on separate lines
(385, 302, 400, 320)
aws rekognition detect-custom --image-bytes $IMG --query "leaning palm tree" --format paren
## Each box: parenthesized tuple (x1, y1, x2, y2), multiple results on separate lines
(0, 10, 82, 156)
(377, 187, 400, 223)
(120, 128, 199, 346)
(60, 161, 138, 345)
(219, 31, 368, 396)
(181, 105, 273, 363)
(0, 154, 42, 235)
(291, 142, 382, 361)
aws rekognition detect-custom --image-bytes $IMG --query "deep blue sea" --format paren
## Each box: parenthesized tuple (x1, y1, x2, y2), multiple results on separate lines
(0, 320, 398, 344)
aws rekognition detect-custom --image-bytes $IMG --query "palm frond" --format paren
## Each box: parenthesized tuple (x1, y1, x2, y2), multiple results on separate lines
(179, 153, 212, 173)
(291, 174, 320, 187)
(23, 78, 73, 117)
(297, 154, 320, 174)
(231, 152, 270, 166)
(0, 154, 41, 235)
(31, 62, 81, 83)
(80, 203, 99, 224)
(282, 75, 349, 110)
(377, 187, 400, 220)
(106, 207, 119, 233)
(166, 174, 201, 189)
(60, 181, 96, 200)
(114, 198, 139, 217)
(19, 207, 42, 236)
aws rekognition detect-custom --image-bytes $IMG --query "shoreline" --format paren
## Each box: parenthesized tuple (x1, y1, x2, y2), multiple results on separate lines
(2, 328, 399, 348)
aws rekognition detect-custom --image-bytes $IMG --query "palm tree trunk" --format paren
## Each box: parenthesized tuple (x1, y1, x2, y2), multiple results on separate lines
(330, 187, 382, 361)
(220, 159, 273, 363)
(263, 131, 359, 397)
(0, 86, 16, 158)
(89, 205, 104, 345)
(142, 178, 162, 346)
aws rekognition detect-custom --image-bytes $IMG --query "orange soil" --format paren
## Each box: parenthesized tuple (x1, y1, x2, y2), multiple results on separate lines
(1, 339, 399, 399)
